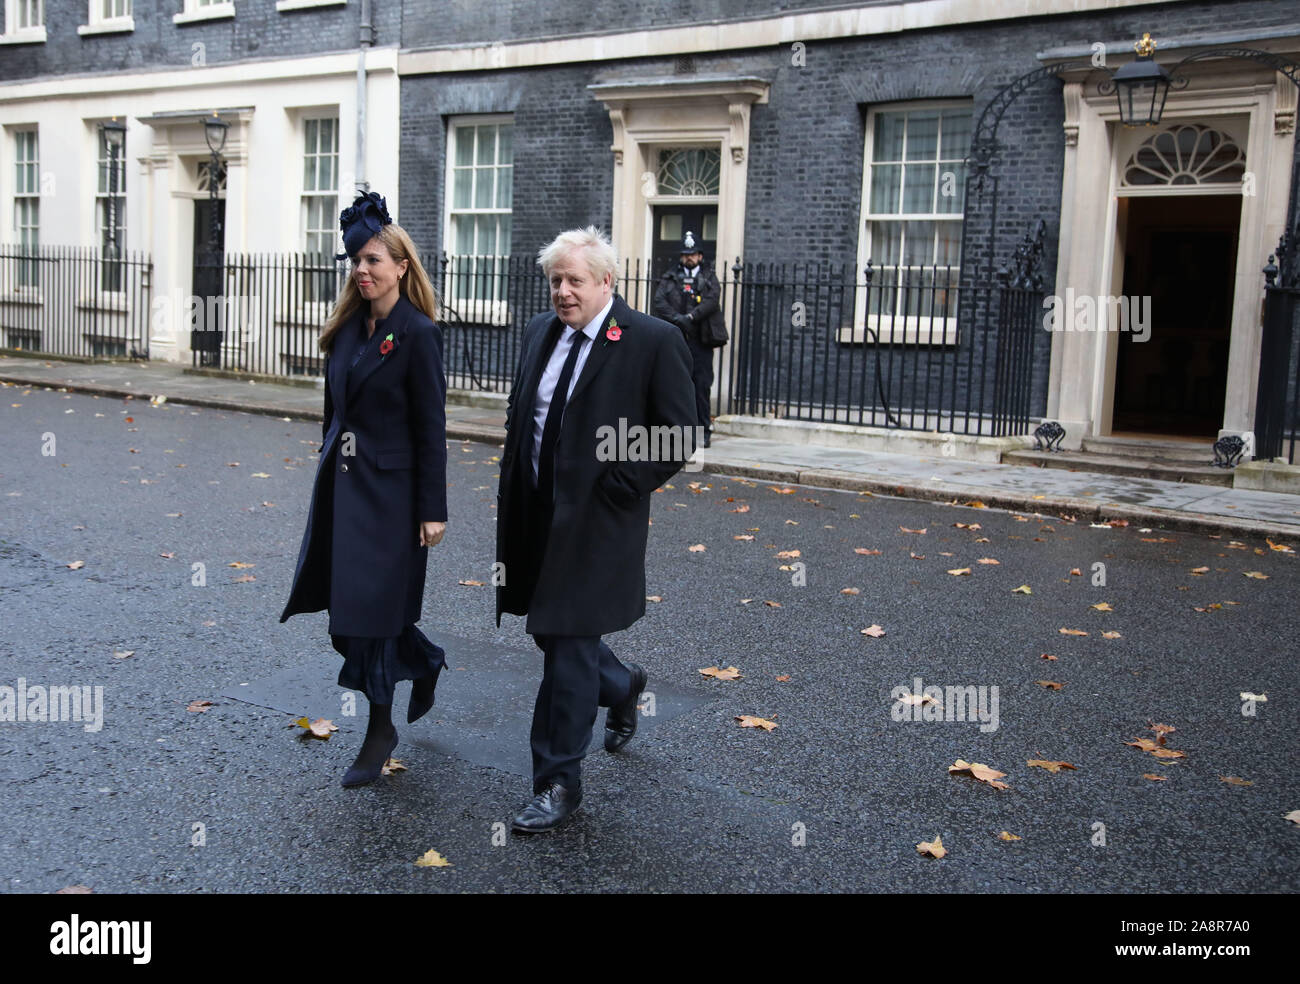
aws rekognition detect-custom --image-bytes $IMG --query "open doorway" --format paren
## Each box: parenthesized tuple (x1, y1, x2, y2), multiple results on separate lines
(651, 204, 717, 279)
(1112, 195, 1240, 437)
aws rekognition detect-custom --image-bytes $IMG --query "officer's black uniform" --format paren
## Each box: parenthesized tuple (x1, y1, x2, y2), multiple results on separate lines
(652, 231, 721, 444)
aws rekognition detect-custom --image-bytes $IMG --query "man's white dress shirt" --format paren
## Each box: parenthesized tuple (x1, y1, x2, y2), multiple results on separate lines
(530, 295, 614, 484)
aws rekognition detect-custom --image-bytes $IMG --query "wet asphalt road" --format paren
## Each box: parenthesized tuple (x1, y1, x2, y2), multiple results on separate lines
(1, 384, 1298, 893)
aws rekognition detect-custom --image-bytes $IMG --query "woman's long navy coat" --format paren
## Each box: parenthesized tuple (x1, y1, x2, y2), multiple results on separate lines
(280, 294, 448, 638)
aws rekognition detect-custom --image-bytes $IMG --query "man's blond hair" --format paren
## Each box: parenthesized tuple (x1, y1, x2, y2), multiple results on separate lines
(537, 226, 619, 286)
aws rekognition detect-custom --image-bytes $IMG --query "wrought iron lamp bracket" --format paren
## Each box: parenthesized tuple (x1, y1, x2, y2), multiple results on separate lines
(1163, 47, 1300, 94)
(967, 61, 1093, 197)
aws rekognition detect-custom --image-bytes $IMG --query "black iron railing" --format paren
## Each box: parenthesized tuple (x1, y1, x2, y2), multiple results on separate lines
(0, 245, 152, 359)
(190, 250, 349, 375)
(178, 249, 1051, 437)
(439, 253, 1049, 437)
(1256, 250, 1300, 464)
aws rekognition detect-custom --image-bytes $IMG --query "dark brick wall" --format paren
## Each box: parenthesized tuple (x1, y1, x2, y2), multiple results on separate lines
(400, 0, 895, 48)
(395, 0, 1300, 419)
(0, 0, 400, 81)
(399, 65, 616, 262)
(400, 0, 1299, 266)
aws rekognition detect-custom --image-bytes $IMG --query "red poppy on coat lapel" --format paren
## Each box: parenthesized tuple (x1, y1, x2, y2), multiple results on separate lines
(379, 332, 396, 359)
(604, 319, 622, 345)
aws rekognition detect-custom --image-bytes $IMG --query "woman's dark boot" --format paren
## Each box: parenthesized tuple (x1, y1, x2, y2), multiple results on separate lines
(341, 702, 398, 787)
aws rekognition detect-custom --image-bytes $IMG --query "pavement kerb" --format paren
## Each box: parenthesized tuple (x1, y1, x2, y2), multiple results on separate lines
(691, 461, 1300, 542)
(6, 370, 1298, 542)
(0, 372, 319, 421)
(691, 460, 802, 484)
(753, 465, 1298, 542)
(448, 423, 507, 444)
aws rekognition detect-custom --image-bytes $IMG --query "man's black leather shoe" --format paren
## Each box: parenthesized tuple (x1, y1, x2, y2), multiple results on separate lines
(604, 662, 647, 752)
(511, 782, 582, 834)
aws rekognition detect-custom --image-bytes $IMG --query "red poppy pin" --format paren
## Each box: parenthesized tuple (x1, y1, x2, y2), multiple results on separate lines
(379, 332, 396, 359)
(604, 319, 622, 345)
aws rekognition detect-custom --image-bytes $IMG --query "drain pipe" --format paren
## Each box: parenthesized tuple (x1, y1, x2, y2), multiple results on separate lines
(355, 0, 373, 195)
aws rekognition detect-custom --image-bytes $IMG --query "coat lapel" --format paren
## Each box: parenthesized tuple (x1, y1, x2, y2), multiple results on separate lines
(509, 314, 563, 458)
(346, 295, 411, 405)
(565, 295, 625, 406)
(328, 315, 359, 422)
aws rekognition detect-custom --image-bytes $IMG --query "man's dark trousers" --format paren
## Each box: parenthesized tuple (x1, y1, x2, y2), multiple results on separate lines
(684, 327, 714, 433)
(524, 482, 634, 792)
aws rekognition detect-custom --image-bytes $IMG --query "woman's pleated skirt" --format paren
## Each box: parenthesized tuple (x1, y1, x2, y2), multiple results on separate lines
(329, 624, 447, 706)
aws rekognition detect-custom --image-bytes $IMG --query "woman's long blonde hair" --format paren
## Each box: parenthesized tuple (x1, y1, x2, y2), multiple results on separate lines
(319, 222, 437, 352)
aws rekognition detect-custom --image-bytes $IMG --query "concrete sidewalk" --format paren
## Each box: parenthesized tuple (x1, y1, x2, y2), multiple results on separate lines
(4, 354, 1299, 539)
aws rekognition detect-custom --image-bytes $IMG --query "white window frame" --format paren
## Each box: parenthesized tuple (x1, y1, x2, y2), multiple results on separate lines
(173, 0, 235, 25)
(95, 122, 128, 293)
(78, 0, 134, 35)
(275, 0, 345, 11)
(13, 128, 40, 291)
(1117, 118, 1251, 196)
(300, 114, 341, 311)
(1, 0, 46, 44)
(643, 143, 722, 264)
(849, 100, 972, 346)
(442, 114, 514, 326)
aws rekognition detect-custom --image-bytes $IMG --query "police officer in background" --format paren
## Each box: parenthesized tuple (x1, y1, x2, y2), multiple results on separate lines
(652, 231, 724, 447)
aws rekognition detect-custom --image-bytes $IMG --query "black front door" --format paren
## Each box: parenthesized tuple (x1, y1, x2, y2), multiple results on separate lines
(1113, 195, 1239, 436)
(652, 204, 717, 279)
(192, 197, 226, 366)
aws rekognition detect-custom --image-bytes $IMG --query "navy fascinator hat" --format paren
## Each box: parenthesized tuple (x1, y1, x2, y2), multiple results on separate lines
(337, 191, 393, 259)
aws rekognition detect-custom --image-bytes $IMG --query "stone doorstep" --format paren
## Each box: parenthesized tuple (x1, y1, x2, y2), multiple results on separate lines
(1080, 435, 1217, 463)
(1002, 449, 1234, 487)
(711, 414, 1031, 463)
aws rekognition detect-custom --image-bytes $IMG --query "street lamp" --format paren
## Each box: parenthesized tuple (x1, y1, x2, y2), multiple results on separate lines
(203, 111, 228, 252)
(1107, 33, 1172, 127)
(196, 111, 229, 366)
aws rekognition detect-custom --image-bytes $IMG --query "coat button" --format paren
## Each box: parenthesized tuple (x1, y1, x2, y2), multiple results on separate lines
(340, 462, 349, 472)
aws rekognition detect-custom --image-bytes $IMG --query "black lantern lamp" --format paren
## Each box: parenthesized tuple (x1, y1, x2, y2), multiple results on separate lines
(101, 116, 126, 154)
(203, 111, 229, 156)
(1109, 33, 1172, 126)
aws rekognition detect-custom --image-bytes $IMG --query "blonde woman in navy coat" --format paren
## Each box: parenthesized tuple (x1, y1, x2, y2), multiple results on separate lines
(281, 192, 449, 786)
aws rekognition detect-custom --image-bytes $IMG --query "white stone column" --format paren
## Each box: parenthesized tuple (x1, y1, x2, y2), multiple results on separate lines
(1048, 94, 1114, 446)
(1222, 77, 1296, 441)
(220, 152, 246, 368)
(144, 152, 183, 363)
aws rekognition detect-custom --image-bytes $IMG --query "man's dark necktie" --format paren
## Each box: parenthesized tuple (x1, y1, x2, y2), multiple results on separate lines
(537, 329, 587, 503)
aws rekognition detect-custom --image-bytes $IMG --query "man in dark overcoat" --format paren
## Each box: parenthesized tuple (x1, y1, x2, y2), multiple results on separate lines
(652, 230, 726, 447)
(496, 226, 697, 832)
